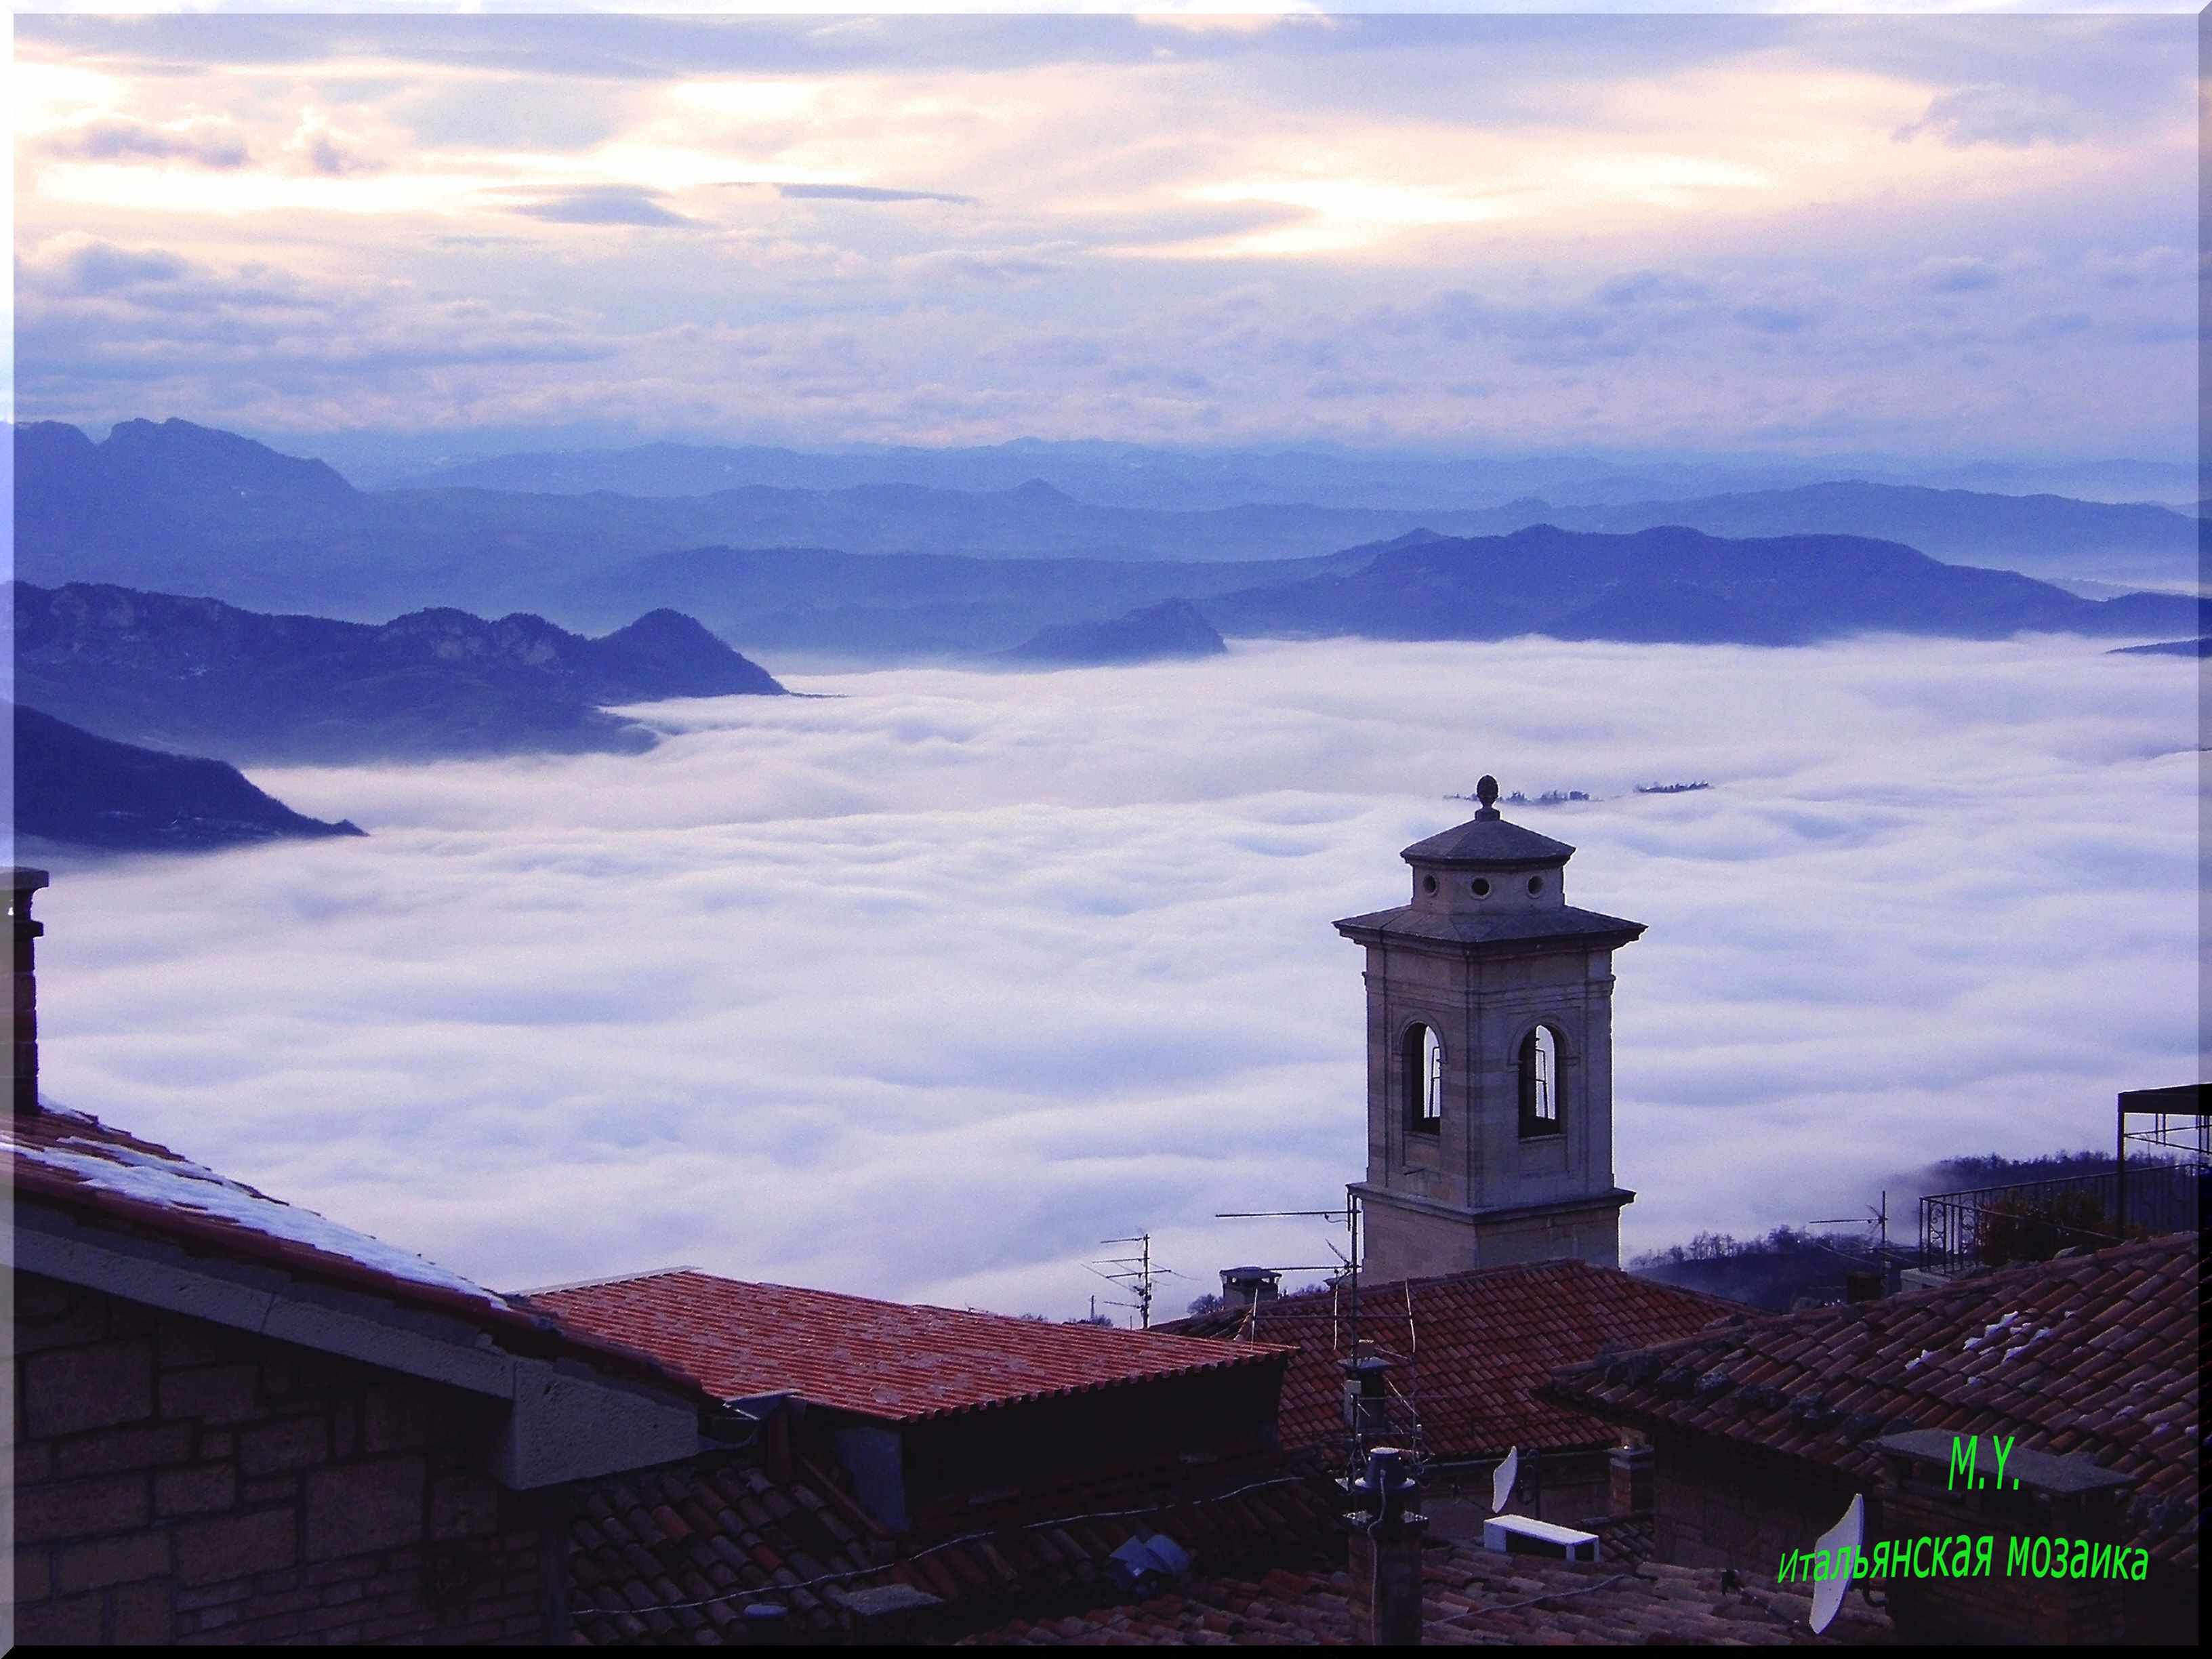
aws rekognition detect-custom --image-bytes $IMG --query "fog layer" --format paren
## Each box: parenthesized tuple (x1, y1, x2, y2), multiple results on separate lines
(33, 635, 2200, 1316)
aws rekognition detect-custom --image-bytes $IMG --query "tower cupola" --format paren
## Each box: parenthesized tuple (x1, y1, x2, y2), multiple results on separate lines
(1400, 775, 1575, 919)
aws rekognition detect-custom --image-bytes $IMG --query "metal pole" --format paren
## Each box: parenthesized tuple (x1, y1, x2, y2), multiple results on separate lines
(2115, 1092, 2127, 1235)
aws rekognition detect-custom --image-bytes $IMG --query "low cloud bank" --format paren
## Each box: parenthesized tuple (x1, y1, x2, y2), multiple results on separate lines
(34, 635, 2198, 1317)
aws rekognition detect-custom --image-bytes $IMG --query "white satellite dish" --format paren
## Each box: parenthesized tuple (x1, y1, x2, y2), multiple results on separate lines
(1491, 1445, 1520, 1513)
(1808, 1494, 1864, 1635)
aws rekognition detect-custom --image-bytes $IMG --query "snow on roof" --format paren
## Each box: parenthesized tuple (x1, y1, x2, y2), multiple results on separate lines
(7, 1097, 507, 1311)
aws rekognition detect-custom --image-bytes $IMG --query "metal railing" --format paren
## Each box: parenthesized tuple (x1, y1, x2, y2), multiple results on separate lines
(1917, 1162, 2200, 1277)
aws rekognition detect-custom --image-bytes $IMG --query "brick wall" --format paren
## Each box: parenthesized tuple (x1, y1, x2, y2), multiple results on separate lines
(1647, 1431, 1856, 1573)
(12, 1272, 565, 1645)
(1878, 1478, 2128, 1645)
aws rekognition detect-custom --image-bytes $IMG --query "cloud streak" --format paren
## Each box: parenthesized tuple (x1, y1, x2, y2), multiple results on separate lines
(769, 183, 975, 205)
(33, 635, 2197, 1319)
(43, 116, 249, 169)
(508, 185, 697, 228)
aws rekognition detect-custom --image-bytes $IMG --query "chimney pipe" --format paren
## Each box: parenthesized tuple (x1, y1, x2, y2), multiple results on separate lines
(1345, 1444, 1427, 1646)
(1220, 1265, 1281, 1307)
(11, 867, 50, 1117)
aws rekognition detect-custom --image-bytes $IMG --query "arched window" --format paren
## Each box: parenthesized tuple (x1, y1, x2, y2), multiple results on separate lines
(1403, 1023, 1443, 1133)
(1519, 1025, 1561, 1139)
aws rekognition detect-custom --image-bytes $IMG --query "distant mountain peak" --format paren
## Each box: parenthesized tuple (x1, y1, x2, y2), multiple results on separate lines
(101, 417, 356, 498)
(1004, 596, 1227, 666)
(12, 580, 785, 764)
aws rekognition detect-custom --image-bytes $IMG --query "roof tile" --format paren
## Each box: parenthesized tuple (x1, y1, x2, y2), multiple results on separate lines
(1160, 1259, 1734, 1462)
(1547, 1233, 2199, 1570)
(532, 1269, 1288, 1420)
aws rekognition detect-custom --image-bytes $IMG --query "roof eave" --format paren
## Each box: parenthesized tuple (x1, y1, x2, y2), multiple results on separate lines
(12, 1176, 714, 1401)
(1333, 916, 1647, 954)
(1400, 848, 1574, 872)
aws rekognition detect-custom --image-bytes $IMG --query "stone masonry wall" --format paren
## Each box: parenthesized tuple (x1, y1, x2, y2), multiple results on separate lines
(12, 1272, 563, 1645)
(1649, 1432, 1856, 1574)
(1361, 1195, 1621, 1284)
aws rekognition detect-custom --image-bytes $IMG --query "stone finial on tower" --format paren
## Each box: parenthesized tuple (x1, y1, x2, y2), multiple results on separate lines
(1474, 774, 1500, 819)
(12, 867, 52, 1116)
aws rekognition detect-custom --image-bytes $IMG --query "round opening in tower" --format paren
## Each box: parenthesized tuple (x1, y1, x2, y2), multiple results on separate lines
(1528, 875, 1544, 895)
(1422, 874, 1437, 894)
(1471, 878, 1491, 898)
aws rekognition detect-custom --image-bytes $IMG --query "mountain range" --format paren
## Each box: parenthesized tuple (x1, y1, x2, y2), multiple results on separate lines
(359, 435, 2198, 513)
(554, 543, 1368, 656)
(13, 422, 2199, 629)
(1200, 526, 2200, 647)
(10, 581, 785, 764)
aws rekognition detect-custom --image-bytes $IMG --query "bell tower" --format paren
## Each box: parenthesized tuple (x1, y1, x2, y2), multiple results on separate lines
(1334, 777, 1645, 1282)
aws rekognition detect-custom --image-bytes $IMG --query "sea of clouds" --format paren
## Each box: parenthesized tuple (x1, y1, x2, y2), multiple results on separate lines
(30, 634, 2200, 1319)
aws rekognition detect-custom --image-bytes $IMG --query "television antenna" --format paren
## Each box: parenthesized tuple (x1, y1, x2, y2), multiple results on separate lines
(1088, 1233, 1169, 1329)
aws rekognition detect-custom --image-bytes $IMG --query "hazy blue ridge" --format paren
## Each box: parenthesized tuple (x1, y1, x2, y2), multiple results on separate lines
(2106, 636, 2212, 657)
(9, 581, 785, 765)
(1002, 598, 1228, 665)
(554, 544, 1370, 654)
(1200, 524, 2205, 647)
(12, 421, 2197, 626)
(9, 701, 366, 851)
(362, 434, 2197, 517)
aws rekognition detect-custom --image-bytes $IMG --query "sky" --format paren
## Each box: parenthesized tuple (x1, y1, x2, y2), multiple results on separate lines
(9, 7, 2198, 461)
(29, 634, 2200, 1319)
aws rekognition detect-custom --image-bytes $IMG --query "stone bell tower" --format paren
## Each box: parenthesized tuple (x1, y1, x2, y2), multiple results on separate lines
(1334, 777, 1645, 1282)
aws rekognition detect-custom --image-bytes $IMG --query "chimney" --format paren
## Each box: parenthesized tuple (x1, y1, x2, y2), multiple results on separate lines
(1220, 1265, 1281, 1307)
(1608, 1442, 1653, 1518)
(1843, 1269, 1883, 1304)
(12, 867, 50, 1116)
(1873, 1430, 2136, 1645)
(1343, 1444, 1428, 1646)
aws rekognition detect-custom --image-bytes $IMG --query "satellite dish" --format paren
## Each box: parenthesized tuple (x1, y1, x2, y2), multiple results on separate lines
(1808, 1494, 1864, 1635)
(1491, 1446, 1520, 1513)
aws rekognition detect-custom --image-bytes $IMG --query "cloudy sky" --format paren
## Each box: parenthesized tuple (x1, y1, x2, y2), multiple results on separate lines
(32, 635, 2199, 1318)
(10, 7, 2197, 459)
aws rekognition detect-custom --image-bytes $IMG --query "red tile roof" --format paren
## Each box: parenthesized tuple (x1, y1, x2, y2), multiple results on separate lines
(530, 1269, 1293, 1421)
(1161, 1260, 1736, 1462)
(561, 1442, 1894, 1646)
(955, 1543, 1896, 1646)
(566, 1451, 1342, 1643)
(5, 1101, 708, 1396)
(1545, 1232, 2200, 1571)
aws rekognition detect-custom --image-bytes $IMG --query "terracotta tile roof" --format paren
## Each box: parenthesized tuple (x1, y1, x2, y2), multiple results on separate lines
(4, 1099, 709, 1395)
(1545, 1231, 2200, 1571)
(530, 1269, 1293, 1420)
(565, 1452, 1343, 1643)
(1161, 1261, 1736, 1462)
(955, 1540, 1896, 1645)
